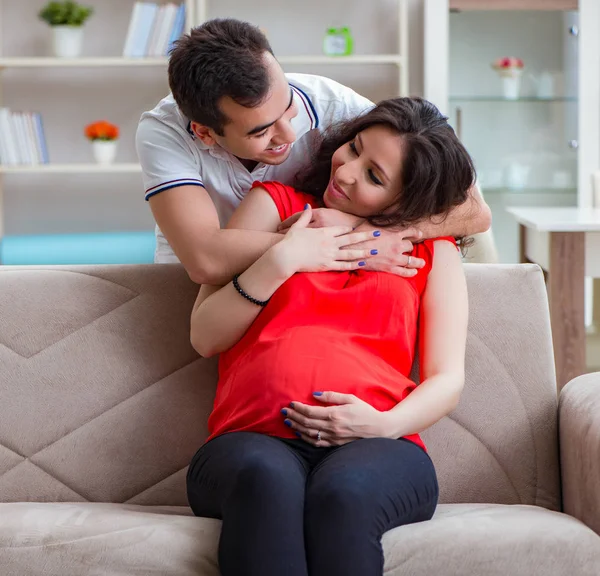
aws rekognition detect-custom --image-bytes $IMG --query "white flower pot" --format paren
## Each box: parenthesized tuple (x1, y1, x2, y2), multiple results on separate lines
(92, 140, 118, 164)
(497, 68, 523, 100)
(52, 26, 84, 58)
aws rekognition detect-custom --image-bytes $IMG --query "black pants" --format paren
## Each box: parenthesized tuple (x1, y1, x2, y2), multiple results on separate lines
(187, 432, 438, 576)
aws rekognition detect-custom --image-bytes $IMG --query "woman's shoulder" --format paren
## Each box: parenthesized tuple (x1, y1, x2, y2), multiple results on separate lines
(413, 236, 458, 261)
(251, 181, 317, 221)
(410, 237, 459, 293)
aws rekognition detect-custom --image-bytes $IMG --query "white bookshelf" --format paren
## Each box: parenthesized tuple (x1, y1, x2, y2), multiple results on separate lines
(0, 57, 170, 68)
(0, 55, 406, 69)
(0, 163, 142, 174)
(0, 0, 409, 246)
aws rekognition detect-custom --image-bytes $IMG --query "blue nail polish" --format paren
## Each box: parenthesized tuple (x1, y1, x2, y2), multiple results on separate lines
(313, 391, 323, 396)
(370, 249, 378, 255)
(289, 402, 294, 408)
(358, 261, 366, 267)
(281, 408, 288, 416)
(373, 231, 381, 237)
(304, 203, 310, 210)
(295, 432, 302, 438)
(284, 419, 292, 427)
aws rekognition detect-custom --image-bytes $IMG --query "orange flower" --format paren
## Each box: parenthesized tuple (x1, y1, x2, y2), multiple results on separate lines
(85, 120, 119, 141)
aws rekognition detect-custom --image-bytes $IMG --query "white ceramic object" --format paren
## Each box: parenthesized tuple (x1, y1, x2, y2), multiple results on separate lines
(52, 26, 84, 58)
(499, 69, 523, 100)
(92, 140, 118, 164)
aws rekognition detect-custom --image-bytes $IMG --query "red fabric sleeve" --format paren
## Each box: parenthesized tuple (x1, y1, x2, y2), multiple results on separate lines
(251, 180, 318, 221)
(411, 237, 458, 294)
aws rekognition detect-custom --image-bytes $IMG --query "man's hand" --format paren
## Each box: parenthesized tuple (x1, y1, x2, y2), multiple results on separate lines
(343, 226, 426, 277)
(278, 208, 363, 233)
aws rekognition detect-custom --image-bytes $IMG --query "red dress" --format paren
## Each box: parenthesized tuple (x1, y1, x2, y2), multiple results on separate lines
(207, 181, 456, 451)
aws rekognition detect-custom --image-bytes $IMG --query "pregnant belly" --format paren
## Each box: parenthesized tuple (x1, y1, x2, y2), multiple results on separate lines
(209, 331, 415, 439)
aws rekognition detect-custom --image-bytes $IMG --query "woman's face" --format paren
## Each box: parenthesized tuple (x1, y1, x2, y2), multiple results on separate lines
(323, 125, 404, 217)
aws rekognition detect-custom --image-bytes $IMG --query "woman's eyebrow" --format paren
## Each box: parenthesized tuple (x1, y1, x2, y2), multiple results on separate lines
(357, 133, 389, 183)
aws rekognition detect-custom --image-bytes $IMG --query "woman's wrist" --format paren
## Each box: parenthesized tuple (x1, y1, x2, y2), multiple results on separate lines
(376, 409, 400, 439)
(267, 240, 298, 279)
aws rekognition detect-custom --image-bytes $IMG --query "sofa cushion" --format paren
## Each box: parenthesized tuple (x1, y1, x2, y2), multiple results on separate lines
(1, 502, 598, 576)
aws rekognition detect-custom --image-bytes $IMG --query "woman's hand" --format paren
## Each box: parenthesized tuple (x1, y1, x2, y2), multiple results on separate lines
(281, 392, 392, 447)
(273, 206, 380, 276)
(277, 207, 364, 233)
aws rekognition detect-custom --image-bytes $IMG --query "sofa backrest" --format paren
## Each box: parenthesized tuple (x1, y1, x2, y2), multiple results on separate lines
(0, 264, 560, 510)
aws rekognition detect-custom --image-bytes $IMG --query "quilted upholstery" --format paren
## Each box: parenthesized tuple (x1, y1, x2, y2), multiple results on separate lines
(0, 265, 217, 506)
(0, 263, 560, 511)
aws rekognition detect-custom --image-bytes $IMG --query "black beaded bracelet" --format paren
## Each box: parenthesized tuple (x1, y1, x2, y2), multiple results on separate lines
(232, 274, 270, 307)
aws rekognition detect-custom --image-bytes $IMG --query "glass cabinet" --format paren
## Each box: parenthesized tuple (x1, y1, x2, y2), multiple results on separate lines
(424, 0, 599, 264)
(448, 9, 579, 262)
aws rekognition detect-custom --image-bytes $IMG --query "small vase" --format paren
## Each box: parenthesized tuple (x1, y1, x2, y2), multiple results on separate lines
(52, 26, 84, 58)
(92, 140, 118, 164)
(497, 68, 523, 100)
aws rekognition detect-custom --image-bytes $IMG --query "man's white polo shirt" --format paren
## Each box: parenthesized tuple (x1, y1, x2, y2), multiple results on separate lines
(136, 73, 373, 263)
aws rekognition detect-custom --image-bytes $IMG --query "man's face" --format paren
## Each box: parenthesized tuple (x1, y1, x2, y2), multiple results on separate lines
(194, 53, 299, 165)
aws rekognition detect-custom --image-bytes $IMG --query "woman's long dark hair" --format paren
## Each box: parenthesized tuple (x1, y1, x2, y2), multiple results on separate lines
(296, 97, 476, 231)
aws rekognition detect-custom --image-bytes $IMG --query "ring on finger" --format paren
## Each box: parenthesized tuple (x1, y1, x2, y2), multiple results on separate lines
(407, 255, 412, 267)
(316, 430, 321, 442)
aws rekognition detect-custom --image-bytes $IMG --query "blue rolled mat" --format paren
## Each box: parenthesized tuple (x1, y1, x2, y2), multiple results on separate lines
(0, 231, 156, 265)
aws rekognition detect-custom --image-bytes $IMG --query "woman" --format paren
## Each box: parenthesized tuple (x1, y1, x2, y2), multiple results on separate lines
(187, 97, 473, 576)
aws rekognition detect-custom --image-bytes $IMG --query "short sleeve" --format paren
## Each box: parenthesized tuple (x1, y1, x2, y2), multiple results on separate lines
(136, 115, 204, 201)
(252, 181, 318, 221)
(317, 81, 374, 128)
(286, 74, 374, 134)
(410, 237, 458, 295)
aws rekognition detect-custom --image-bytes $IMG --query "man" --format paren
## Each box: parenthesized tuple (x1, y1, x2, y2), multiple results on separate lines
(136, 18, 491, 285)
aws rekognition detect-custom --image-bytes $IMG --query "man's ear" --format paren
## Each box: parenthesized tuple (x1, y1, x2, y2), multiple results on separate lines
(191, 122, 217, 146)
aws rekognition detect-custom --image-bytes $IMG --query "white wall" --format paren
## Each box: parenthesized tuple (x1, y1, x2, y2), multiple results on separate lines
(1, 0, 424, 236)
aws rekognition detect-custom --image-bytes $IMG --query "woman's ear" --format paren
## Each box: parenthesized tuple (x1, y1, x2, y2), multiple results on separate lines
(191, 122, 217, 146)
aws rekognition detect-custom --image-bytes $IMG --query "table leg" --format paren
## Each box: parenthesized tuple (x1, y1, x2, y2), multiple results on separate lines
(548, 231, 586, 390)
(519, 224, 531, 264)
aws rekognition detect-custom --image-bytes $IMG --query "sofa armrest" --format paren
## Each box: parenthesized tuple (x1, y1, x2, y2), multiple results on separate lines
(559, 372, 600, 535)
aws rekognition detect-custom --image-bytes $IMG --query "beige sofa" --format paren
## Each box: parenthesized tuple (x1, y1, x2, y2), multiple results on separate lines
(0, 263, 599, 575)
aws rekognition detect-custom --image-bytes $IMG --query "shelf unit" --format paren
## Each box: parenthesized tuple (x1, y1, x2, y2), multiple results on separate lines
(0, 58, 171, 68)
(0, 0, 410, 255)
(0, 0, 197, 240)
(0, 163, 142, 174)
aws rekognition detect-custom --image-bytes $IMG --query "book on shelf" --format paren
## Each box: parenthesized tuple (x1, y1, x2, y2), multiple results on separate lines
(123, 2, 186, 58)
(0, 109, 49, 166)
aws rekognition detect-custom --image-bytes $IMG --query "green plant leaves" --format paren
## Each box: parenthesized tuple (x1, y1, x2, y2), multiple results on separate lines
(38, 1, 93, 27)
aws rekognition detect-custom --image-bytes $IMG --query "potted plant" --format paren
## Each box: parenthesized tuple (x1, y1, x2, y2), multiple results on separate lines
(39, 1, 94, 58)
(85, 121, 120, 165)
(491, 57, 525, 100)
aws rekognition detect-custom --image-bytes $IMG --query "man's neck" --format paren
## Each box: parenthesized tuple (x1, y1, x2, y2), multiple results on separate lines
(239, 158, 259, 173)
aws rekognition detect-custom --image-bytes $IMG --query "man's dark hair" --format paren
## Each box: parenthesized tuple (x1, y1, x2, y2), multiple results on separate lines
(168, 19, 274, 135)
(296, 97, 477, 236)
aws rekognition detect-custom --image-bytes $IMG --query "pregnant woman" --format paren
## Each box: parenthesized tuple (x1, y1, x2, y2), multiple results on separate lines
(187, 97, 473, 576)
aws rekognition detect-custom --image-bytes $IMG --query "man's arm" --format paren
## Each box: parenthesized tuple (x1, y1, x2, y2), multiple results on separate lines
(149, 185, 282, 286)
(418, 183, 492, 239)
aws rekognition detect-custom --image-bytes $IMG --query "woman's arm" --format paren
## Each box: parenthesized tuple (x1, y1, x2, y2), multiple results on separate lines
(381, 239, 469, 437)
(190, 186, 287, 357)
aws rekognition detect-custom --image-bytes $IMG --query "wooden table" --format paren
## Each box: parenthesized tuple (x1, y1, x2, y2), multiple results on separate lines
(507, 207, 600, 389)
